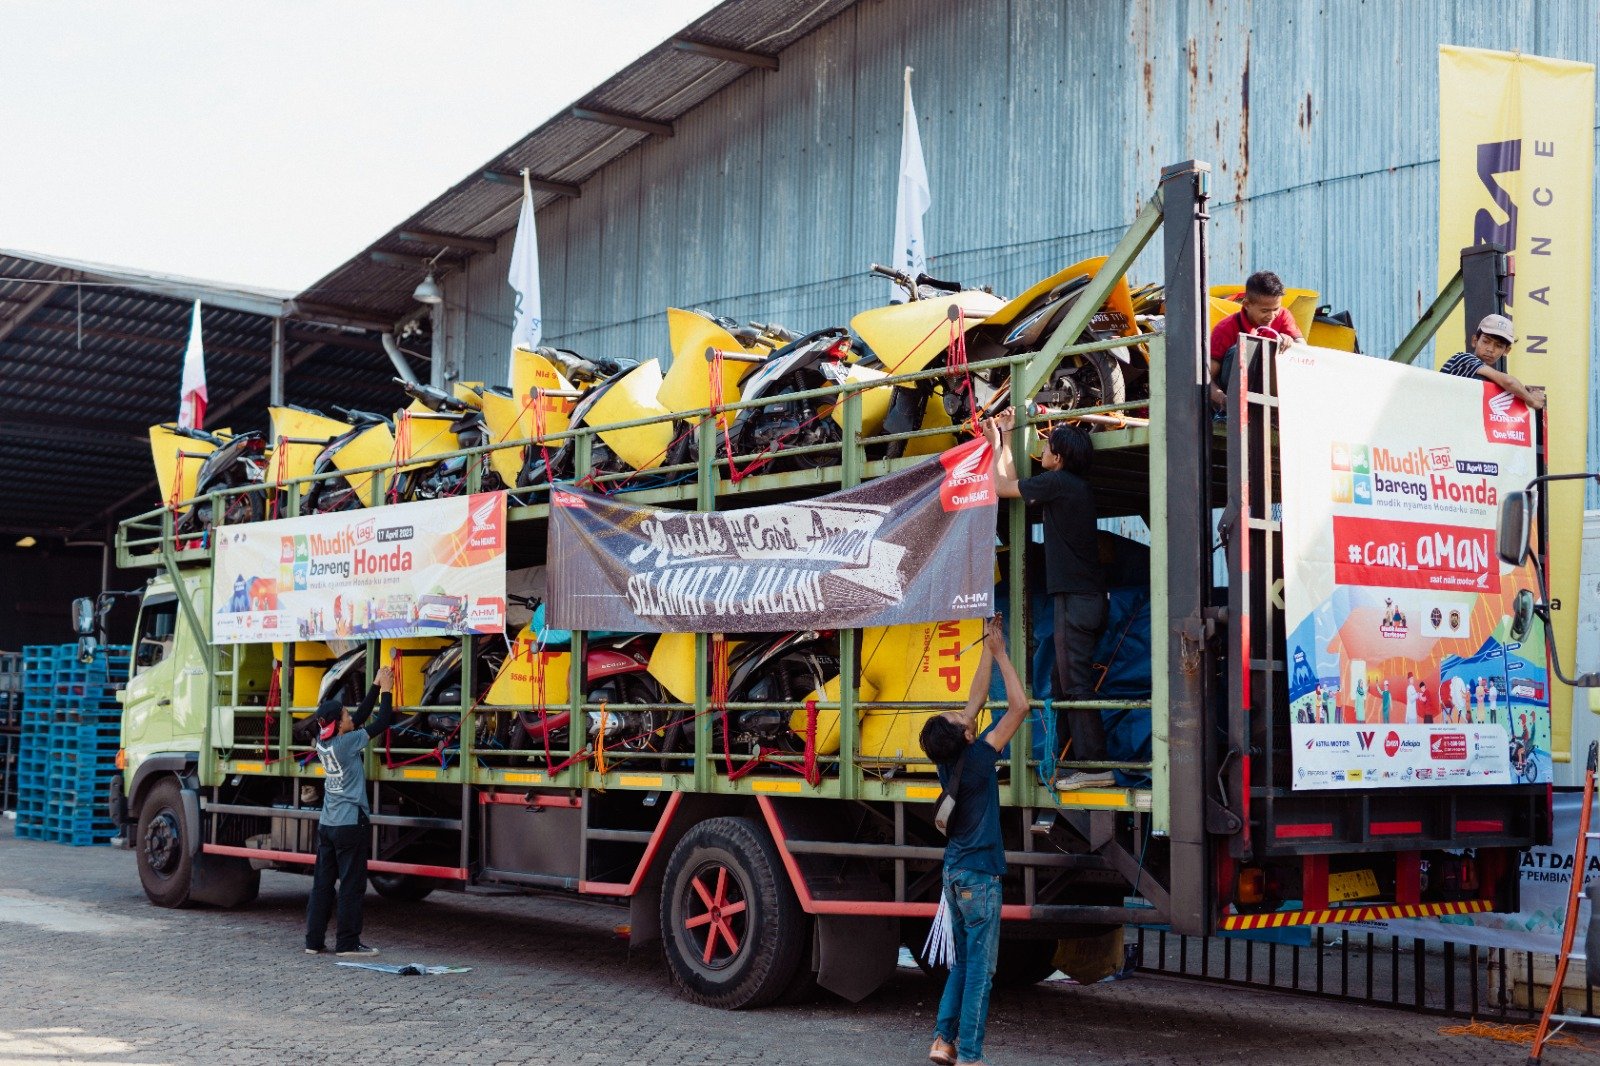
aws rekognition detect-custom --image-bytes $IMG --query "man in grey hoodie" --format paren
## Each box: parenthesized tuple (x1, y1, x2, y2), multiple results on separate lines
(303, 665, 394, 956)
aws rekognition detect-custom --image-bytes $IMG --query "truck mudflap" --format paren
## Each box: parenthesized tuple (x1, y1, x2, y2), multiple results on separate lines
(1219, 898, 1495, 931)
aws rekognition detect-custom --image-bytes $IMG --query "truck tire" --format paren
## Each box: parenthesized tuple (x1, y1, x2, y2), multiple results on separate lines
(659, 816, 805, 1009)
(370, 873, 437, 902)
(136, 779, 194, 908)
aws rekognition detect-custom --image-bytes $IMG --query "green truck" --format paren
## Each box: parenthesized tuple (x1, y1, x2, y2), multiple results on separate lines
(90, 162, 1549, 1008)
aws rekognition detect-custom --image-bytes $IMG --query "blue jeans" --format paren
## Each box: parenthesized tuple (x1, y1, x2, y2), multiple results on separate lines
(935, 866, 1002, 1063)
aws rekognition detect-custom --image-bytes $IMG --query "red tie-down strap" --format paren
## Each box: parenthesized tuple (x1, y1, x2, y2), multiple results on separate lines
(262, 659, 283, 765)
(945, 307, 983, 434)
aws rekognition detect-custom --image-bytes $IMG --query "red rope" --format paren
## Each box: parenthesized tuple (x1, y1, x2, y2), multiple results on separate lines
(262, 659, 283, 765)
(945, 308, 983, 434)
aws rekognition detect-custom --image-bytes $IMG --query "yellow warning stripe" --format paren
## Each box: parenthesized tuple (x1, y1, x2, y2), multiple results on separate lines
(1219, 899, 1494, 930)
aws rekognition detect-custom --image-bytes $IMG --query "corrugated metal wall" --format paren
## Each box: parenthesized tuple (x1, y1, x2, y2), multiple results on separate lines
(447, 0, 1599, 472)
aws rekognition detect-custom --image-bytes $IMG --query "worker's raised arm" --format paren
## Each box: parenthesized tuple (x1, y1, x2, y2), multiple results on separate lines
(989, 408, 1022, 498)
(983, 618, 1030, 752)
(1477, 365, 1547, 411)
(362, 666, 395, 738)
(958, 643, 995, 732)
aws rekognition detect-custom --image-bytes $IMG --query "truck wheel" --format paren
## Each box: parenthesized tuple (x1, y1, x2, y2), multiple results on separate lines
(659, 816, 805, 1009)
(371, 873, 436, 902)
(136, 779, 194, 908)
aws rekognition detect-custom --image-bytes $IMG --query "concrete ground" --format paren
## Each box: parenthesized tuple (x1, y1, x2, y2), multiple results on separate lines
(0, 832, 1589, 1066)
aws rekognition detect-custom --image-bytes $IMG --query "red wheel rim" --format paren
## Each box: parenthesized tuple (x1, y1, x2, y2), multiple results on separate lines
(682, 860, 748, 970)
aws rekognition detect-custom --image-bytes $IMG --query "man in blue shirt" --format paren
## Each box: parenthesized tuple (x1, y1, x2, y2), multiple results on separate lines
(1438, 314, 1546, 411)
(302, 665, 394, 956)
(919, 616, 1030, 1066)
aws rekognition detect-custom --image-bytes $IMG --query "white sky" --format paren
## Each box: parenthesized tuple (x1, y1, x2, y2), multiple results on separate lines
(0, 0, 723, 293)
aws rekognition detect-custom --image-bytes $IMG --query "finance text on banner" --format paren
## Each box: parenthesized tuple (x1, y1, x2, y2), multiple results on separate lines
(1278, 346, 1551, 790)
(546, 440, 996, 633)
(212, 492, 508, 644)
(1438, 45, 1596, 761)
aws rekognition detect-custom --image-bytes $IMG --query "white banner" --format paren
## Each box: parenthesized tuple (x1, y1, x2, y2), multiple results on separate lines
(1344, 790, 1592, 954)
(212, 492, 508, 645)
(1278, 346, 1551, 790)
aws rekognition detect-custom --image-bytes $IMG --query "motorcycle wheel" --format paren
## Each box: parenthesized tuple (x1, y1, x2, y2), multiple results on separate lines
(1057, 348, 1126, 413)
(222, 490, 265, 527)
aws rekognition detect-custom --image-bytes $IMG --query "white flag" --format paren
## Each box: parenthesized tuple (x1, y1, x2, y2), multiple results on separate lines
(178, 299, 207, 429)
(507, 168, 543, 382)
(891, 66, 931, 303)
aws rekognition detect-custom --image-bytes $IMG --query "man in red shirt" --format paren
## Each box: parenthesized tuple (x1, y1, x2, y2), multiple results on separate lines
(1210, 271, 1303, 409)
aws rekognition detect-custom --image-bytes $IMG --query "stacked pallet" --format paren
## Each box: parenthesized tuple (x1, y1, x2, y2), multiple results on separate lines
(0, 651, 19, 812)
(14, 644, 129, 845)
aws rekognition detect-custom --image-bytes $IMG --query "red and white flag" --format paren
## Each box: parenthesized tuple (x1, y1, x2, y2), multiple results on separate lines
(178, 299, 207, 429)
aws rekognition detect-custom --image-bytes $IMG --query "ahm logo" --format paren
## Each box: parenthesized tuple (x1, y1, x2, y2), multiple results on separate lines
(1488, 391, 1516, 421)
(1356, 731, 1375, 751)
(1481, 385, 1530, 447)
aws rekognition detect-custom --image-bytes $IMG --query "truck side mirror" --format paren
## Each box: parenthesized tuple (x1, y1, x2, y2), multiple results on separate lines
(1497, 491, 1532, 566)
(71, 597, 95, 636)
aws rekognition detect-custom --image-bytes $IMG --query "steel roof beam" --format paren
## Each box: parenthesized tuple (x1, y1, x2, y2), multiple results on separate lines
(0, 417, 149, 445)
(370, 250, 465, 271)
(480, 170, 582, 197)
(287, 301, 394, 333)
(0, 279, 64, 347)
(670, 38, 779, 70)
(70, 339, 333, 536)
(396, 229, 498, 254)
(3, 318, 270, 360)
(568, 107, 673, 137)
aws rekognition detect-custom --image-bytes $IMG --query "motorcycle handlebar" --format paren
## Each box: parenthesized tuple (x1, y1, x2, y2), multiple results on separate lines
(870, 262, 911, 283)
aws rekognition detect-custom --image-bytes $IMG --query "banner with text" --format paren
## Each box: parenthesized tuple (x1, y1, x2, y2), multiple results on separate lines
(546, 439, 997, 633)
(1439, 45, 1595, 761)
(1279, 346, 1550, 790)
(212, 492, 507, 644)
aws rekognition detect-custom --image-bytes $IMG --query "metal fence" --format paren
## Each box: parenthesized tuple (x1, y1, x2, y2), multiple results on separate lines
(1134, 926, 1596, 1020)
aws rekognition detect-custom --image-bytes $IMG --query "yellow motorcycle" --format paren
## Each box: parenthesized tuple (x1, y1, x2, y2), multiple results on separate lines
(852, 258, 1141, 455)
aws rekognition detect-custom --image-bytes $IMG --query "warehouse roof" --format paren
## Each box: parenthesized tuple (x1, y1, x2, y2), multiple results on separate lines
(294, 0, 857, 323)
(0, 250, 423, 540)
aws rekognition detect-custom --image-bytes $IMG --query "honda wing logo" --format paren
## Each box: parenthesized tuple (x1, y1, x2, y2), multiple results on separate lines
(471, 496, 498, 532)
(939, 440, 995, 512)
(1481, 385, 1530, 447)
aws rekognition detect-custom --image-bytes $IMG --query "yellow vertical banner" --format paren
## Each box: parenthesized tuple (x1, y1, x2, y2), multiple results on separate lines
(1438, 46, 1596, 760)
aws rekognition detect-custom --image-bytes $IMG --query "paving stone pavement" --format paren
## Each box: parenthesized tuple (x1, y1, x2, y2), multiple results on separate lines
(0, 833, 1590, 1065)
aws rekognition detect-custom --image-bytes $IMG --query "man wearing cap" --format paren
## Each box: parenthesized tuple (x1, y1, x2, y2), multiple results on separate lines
(1438, 315, 1547, 410)
(302, 665, 394, 956)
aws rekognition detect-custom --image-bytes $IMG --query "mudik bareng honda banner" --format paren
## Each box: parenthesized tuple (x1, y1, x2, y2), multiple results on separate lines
(211, 492, 508, 644)
(546, 439, 996, 633)
(1278, 346, 1551, 791)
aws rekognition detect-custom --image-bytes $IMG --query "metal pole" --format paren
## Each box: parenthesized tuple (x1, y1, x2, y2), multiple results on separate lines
(269, 317, 285, 412)
(1159, 159, 1213, 937)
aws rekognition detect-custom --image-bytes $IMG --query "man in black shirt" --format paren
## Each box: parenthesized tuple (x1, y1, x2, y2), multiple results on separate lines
(987, 407, 1112, 789)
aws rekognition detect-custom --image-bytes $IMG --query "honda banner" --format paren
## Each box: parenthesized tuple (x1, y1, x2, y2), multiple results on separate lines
(1278, 346, 1550, 790)
(211, 492, 508, 644)
(546, 439, 997, 633)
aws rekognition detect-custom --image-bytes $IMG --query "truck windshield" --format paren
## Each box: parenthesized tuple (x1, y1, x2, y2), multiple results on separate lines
(134, 597, 179, 672)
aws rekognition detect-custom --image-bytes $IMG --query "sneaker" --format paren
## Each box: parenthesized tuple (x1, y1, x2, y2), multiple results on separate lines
(1054, 770, 1116, 790)
(304, 946, 326, 955)
(929, 1037, 956, 1066)
(336, 943, 380, 957)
